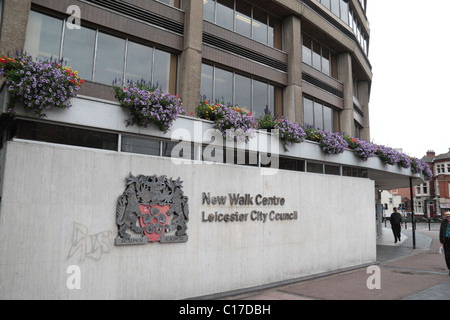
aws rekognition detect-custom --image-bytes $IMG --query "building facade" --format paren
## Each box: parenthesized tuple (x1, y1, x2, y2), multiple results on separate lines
(390, 150, 450, 219)
(418, 150, 450, 218)
(434, 150, 450, 216)
(1, 1, 428, 300)
(0, 0, 372, 139)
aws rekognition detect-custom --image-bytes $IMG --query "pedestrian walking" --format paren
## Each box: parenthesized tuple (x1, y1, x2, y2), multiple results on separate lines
(390, 207, 403, 243)
(439, 212, 450, 275)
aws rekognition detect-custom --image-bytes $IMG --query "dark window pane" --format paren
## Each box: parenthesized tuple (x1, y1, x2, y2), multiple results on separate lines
(307, 162, 324, 173)
(16, 120, 118, 151)
(325, 164, 340, 175)
(162, 141, 194, 160)
(121, 136, 160, 156)
(279, 158, 305, 171)
(202, 145, 225, 163)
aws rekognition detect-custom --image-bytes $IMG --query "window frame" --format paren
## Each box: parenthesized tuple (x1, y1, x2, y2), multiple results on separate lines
(201, 64, 280, 118)
(24, 11, 178, 92)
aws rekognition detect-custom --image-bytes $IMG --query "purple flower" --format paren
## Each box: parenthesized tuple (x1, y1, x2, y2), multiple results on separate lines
(411, 157, 433, 180)
(114, 81, 184, 133)
(1, 53, 82, 118)
(274, 117, 306, 151)
(345, 136, 377, 162)
(318, 130, 348, 154)
(376, 145, 401, 165)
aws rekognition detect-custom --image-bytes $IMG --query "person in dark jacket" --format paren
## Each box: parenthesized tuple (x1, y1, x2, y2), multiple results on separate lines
(390, 207, 403, 243)
(439, 212, 450, 275)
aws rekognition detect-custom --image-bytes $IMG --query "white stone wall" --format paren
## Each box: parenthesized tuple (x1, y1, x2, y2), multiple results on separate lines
(0, 140, 376, 299)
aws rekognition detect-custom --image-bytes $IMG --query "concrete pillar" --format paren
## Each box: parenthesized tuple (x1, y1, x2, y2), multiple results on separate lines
(282, 15, 303, 124)
(375, 189, 382, 239)
(178, 0, 203, 115)
(0, 0, 32, 56)
(358, 80, 370, 142)
(338, 52, 354, 136)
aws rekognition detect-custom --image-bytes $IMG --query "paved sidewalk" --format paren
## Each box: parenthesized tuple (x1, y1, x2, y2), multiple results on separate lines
(221, 229, 450, 300)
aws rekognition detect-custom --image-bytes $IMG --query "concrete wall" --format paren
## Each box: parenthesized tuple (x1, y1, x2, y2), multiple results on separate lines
(0, 140, 376, 299)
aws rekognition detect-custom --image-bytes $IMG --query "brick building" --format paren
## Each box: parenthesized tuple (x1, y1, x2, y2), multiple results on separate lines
(390, 150, 450, 219)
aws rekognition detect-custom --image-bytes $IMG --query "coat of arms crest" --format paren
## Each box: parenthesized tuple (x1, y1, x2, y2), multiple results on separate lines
(115, 174, 189, 245)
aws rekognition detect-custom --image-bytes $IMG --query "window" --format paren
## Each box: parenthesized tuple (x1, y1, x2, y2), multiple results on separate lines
(321, 0, 331, 10)
(319, 0, 349, 24)
(25, 11, 63, 62)
(162, 140, 194, 160)
(125, 41, 154, 83)
(201, 64, 214, 102)
(235, 1, 252, 38)
(94, 32, 126, 85)
(252, 6, 268, 45)
(354, 121, 362, 139)
(278, 157, 305, 172)
(325, 164, 340, 175)
(303, 96, 340, 132)
(216, 0, 234, 31)
(24, 11, 178, 92)
(203, 0, 282, 49)
(318, 0, 368, 56)
(214, 67, 233, 104)
(302, 33, 337, 78)
(156, 0, 181, 9)
(302, 34, 312, 65)
(342, 167, 368, 178)
(122, 136, 161, 156)
(153, 49, 175, 93)
(330, 0, 340, 17)
(307, 162, 324, 174)
(415, 183, 430, 196)
(415, 200, 424, 214)
(235, 74, 251, 109)
(203, 0, 215, 22)
(201, 64, 281, 118)
(253, 80, 273, 118)
(15, 120, 118, 151)
(62, 24, 96, 81)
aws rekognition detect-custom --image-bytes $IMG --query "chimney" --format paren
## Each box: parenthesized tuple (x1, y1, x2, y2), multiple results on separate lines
(426, 150, 435, 157)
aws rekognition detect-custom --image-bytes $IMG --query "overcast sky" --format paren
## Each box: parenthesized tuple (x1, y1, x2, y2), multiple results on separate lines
(367, 0, 450, 158)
